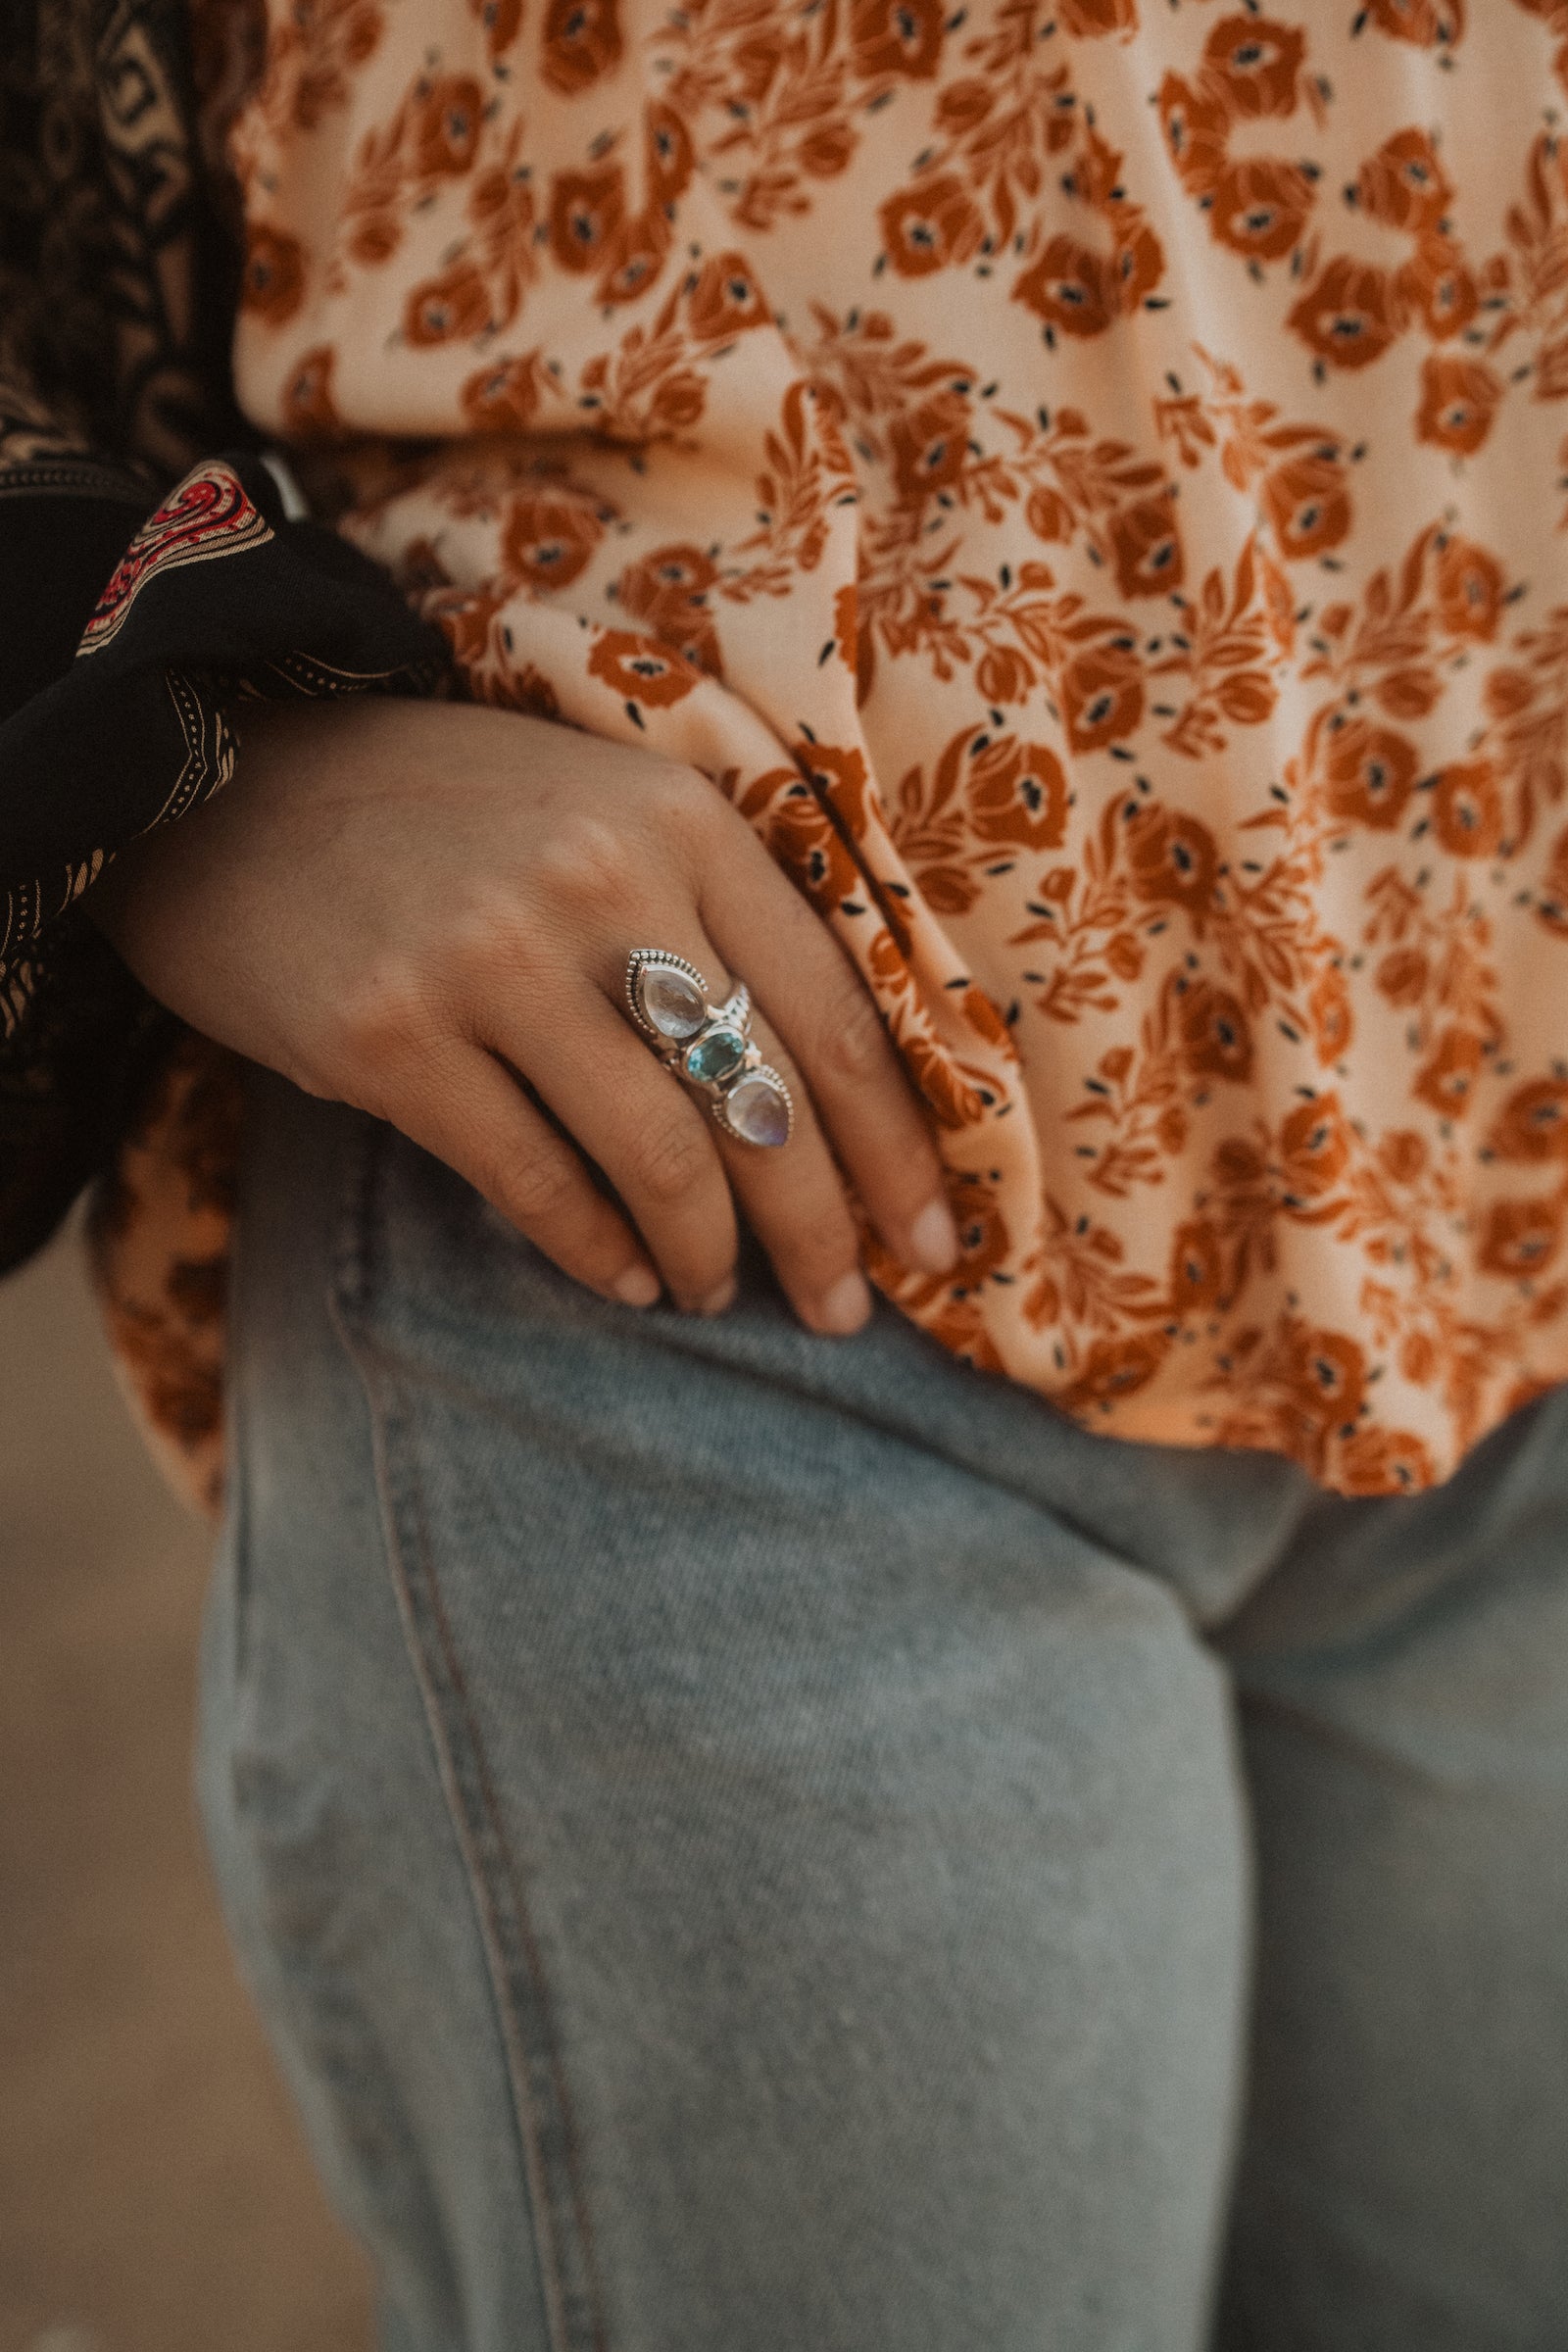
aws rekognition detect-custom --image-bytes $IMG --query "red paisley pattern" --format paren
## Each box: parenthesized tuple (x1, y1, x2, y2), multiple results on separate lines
(79, 461, 273, 655)
(175, 0, 1568, 1494)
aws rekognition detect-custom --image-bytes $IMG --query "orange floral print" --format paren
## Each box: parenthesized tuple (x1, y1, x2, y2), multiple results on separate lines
(1210, 157, 1315, 263)
(742, 772, 862, 912)
(585, 627, 701, 708)
(1260, 452, 1349, 558)
(1323, 718, 1420, 829)
(1398, 237, 1479, 341)
(890, 727, 1068, 912)
(1364, 0, 1464, 45)
(1179, 980, 1253, 1083)
(1416, 354, 1503, 453)
(404, 259, 492, 344)
(240, 222, 306, 322)
(966, 737, 1069, 851)
(550, 164, 626, 272)
(1431, 761, 1503, 858)
(1489, 1077, 1568, 1162)
(1055, 0, 1137, 34)
(617, 542, 723, 672)
(1479, 1195, 1563, 1277)
(1435, 536, 1504, 639)
(880, 176, 984, 276)
(1412, 1026, 1486, 1117)
(461, 350, 547, 432)
(324, 64, 493, 278)
(278, 344, 344, 438)
(87, 0, 1556, 1512)
(1290, 258, 1401, 372)
(850, 0, 944, 81)
(500, 491, 608, 590)
(1058, 1331, 1170, 1415)
(541, 0, 623, 93)
(646, 102, 695, 206)
(1106, 495, 1184, 599)
(1013, 237, 1112, 338)
(1125, 805, 1219, 919)
(1061, 643, 1144, 752)
(471, 0, 522, 63)
(462, 127, 541, 325)
(688, 251, 771, 340)
(236, 0, 382, 142)
(1156, 74, 1229, 200)
(1357, 128, 1451, 234)
(1201, 15, 1304, 118)
(410, 74, 483, 176)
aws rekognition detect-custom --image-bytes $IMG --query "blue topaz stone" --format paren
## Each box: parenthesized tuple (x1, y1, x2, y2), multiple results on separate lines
(629, 953, 787, 1144)
(685, 1025, 747, 1084)
(638, 960, 707, 1040)
(724, 1069, 792, 1147)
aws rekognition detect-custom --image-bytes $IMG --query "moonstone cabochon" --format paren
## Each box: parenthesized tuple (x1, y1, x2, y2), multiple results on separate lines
(725, 1070, 792, 1147)
(639, 961, 708, 1040)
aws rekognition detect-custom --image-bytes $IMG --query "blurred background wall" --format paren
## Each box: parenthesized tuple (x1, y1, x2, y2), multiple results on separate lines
(0, 1220, 370, 2352)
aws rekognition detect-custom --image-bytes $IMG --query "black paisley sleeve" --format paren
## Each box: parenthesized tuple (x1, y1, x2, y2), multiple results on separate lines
(0, 438, 450, 1273)
(0, 0, 450, 1272)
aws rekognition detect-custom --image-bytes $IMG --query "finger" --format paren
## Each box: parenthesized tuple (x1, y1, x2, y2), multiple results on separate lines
(385, 1039, 663, 1308)
(698, 824, 958, 1274)
(594, 937, 875, 1337)
(486, 974, 743, 1315)
(705, 996, 875, 1336)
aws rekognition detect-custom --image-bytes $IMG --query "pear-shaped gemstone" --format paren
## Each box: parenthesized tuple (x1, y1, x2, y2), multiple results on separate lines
(640, 962, 707, 1040)
(685, 1025, 747, 1084)
(726, 1071, 791, 1146)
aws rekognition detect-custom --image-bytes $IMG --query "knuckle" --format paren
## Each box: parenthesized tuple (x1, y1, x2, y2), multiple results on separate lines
(641, 760, 710, 835)
(629, 1111, 713, 1207)
(505, 1143, 581, 1231)
(814, 979, 890, 1088)
(532, 813, 641, 909)
(336, 954, 432, 1068)
(446, 883, 529, 989)
(778, 1198, 858, 1288)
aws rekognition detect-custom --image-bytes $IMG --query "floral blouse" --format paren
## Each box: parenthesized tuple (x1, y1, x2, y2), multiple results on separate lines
(67, 0, 1568, 1500)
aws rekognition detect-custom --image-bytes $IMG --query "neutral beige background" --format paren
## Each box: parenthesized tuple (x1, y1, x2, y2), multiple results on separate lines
(0, 1222, 371, 2352)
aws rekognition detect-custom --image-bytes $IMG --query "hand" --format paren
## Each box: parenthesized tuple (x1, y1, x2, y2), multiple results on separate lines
(90, 696, 958, 1332)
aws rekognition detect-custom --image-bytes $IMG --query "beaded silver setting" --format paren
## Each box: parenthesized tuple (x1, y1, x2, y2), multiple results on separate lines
(625, 950, 795, 1148)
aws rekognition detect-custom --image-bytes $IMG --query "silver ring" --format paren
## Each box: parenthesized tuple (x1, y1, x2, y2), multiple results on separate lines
(625, 949, 795, 1149)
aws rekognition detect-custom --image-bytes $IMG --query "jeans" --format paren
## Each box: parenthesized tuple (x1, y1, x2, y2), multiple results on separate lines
(198, 1071, 1568, 2352)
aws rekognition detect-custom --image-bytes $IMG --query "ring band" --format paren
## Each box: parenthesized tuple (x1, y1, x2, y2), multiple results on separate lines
(625, 949, 795, 1149)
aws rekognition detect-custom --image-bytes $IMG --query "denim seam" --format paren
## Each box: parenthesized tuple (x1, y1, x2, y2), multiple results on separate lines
(331, 1113, 611, 2352)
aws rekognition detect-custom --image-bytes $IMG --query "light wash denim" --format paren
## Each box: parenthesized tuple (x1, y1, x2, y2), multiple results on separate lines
(198, 1069, 1568, 2352)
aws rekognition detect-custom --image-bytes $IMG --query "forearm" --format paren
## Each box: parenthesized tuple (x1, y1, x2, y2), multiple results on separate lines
(0, 416, 449, 1271)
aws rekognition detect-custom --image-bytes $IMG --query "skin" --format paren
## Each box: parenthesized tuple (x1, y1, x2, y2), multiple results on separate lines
(90, 695, 960, 1333)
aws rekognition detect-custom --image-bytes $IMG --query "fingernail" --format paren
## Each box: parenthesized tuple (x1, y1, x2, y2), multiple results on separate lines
(815, 1269, 872, 1336)
(908, 1198, 960, 1274)
(695, 1275, 737, 1317)
(612, 1263, 662, 1308)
